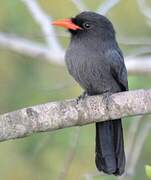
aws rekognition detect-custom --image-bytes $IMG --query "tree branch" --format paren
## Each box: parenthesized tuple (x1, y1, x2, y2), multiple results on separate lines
(137, 0, 151, 26)
(1, 32, 151, 74)
(0, 89, 151, 142)
(0, 32, 65, 65)
(0, 0, 151, 74)
(125, 57, 151, 75)
(71, 0, 88, 12)
(118, 36, 151, 45)
(58, 127, 80, 180)
(126, 119, 151, 178)
(97, 0, 120, 15)
(22, 0, 64, 52)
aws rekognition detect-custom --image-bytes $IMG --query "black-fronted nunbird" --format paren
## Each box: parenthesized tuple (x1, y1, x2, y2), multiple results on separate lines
(52, 11, 128, 176)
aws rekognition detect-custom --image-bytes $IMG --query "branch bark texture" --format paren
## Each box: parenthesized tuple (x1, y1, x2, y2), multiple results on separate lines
(0, 89, 151, 142)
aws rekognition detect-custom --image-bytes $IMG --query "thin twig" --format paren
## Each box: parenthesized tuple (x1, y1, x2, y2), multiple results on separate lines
(126, 116, 142, 163)
(127, 119, 151, 178)
(0, 1, 151, 74)
(21, 0, 63, 52)
(119, 117, 151, 180)
(1, 32, 151, 74)
(58, 127, 80, 180)
(97, 0, 120, 15)
(119, 116, 143, 180)
(71, 0, 88, 12)
(127, 47, 151, 57)
(125, 57, 151, 75)
(118, 36, 151, 45)
(0, 32, 64, 64)
(84, 171, 106, 180)
(137, 0, 151, 22)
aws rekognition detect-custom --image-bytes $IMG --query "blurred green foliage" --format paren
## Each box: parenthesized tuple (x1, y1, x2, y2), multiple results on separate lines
(0, 0, 151, 180)
(145, 165, 151, 179)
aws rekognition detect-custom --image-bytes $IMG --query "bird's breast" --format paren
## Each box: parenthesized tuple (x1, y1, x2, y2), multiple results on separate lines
(66, 46, 114, 94)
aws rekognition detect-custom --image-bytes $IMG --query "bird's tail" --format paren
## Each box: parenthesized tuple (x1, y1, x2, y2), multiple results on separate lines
(95, 119, 125, 176)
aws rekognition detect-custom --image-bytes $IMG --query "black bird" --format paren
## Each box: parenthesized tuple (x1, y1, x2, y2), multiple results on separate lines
(52, 11, 128, 176)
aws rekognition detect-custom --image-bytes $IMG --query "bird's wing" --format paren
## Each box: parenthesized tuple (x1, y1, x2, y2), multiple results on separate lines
(107, 49, 128, 91)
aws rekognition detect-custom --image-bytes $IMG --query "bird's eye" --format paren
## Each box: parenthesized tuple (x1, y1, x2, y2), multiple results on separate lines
(83, 22, 91, 29)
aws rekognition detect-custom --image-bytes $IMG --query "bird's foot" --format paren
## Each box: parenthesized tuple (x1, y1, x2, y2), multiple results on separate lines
(102, 92, 112, 110)
(76, 91, 88, 104)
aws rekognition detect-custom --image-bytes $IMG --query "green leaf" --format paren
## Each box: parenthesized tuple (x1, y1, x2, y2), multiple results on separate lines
(145, 165, 151, 179)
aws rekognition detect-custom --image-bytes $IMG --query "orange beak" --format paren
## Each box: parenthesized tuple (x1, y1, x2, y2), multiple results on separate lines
(52, 19, 82, 30)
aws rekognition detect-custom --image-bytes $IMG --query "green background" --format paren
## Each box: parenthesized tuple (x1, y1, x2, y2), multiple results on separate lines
(0, 0, 151, 180)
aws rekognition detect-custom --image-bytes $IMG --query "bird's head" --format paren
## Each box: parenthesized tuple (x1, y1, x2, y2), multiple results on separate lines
(52, 11, 115, 40)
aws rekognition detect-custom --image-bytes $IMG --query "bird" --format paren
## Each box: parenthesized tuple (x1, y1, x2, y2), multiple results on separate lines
(52, 11, 128, 176)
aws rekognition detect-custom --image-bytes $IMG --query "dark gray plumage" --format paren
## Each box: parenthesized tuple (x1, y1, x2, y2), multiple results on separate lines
(65, 11, 128, 175)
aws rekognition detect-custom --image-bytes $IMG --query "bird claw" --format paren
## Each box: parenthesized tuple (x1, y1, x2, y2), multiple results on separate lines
(102, 92, 112, 109)
(76, 91, 88, 104)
